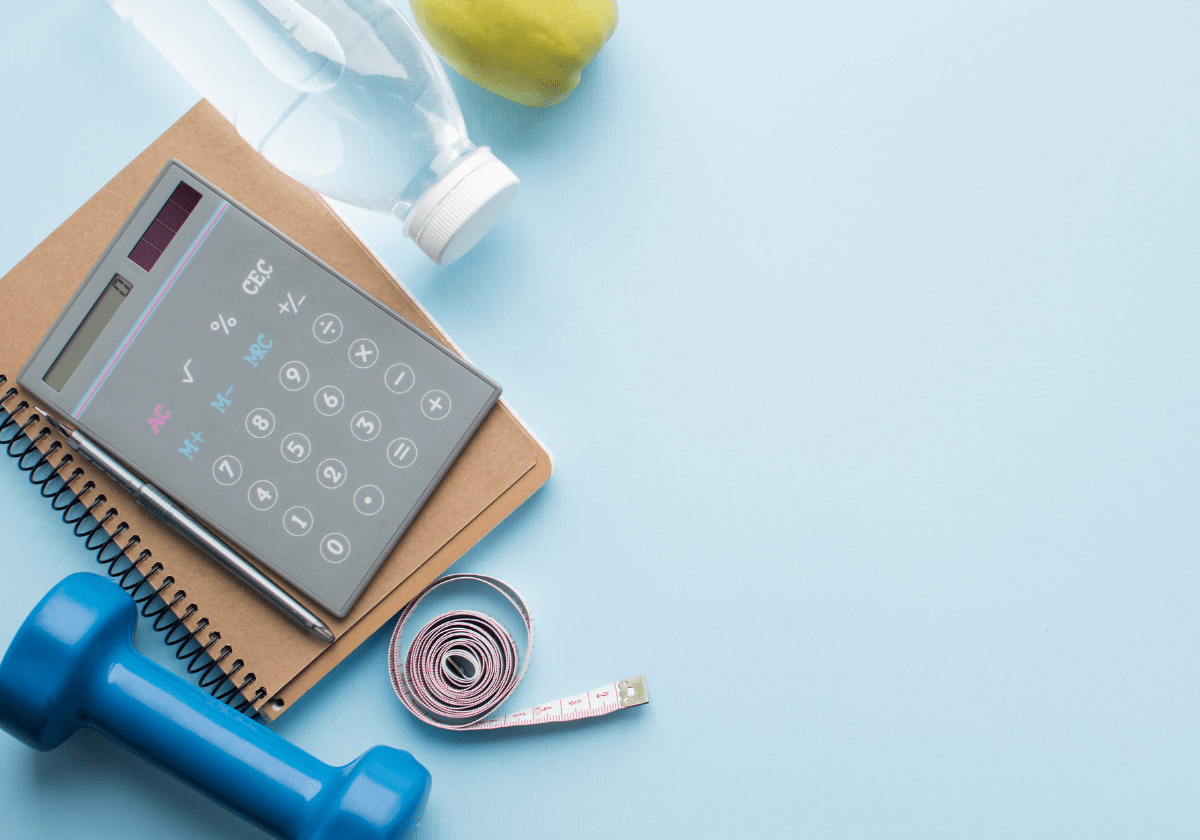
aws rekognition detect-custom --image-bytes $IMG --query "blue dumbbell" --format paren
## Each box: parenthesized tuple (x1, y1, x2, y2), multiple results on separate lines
(0, 573, 430, 839)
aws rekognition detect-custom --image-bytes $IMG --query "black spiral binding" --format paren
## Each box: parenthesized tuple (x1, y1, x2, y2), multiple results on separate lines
(0, 376, 267, 715)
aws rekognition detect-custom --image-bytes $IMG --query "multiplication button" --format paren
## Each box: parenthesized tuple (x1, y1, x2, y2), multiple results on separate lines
(313, 313, 343, 343)
(348, 338, 378, 369)
(279, 361, 309, 391)
(421, 390, 451, 420)
(384, 363, 415, 394)
(353, 484, 384, 516)
(283, 505, 313, 537)
(320, 533, 350, 564)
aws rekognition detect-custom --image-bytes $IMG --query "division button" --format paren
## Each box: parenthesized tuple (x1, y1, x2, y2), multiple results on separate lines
(245, 407, 276, 438)
(314, 385, 344, 416)
(384, 363, 415, 394)
(313, 313, 343, 343)
(316, 457, 348, 489)
(351, 410, 381, 441)
(212, 455, 242, 486)
(248, 479, 278, 511)
(320, 533, 351, 564)
(348, 338, 379, 369)
(421, 390, 451, 420)
(353, 484, 385, 516)
(281, 431, 311, 463)
(283, 505, 313, 536)
(279, 360, 310, 391)
(386, 437, 418, 469)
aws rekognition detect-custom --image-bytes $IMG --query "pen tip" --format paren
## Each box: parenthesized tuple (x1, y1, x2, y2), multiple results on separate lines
(312, 624, 336, 644)
(32, 407, 62, 431)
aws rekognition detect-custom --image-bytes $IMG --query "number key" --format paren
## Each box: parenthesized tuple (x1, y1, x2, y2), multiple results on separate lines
(351, 410, 381, 441)
(279, 360, 309, 391)
(212, 455, 242, 486)
(248, 479, 278, 511)
(283, 505, 313, 536)
(314, 385, 344, 416)
(245, 407, 275, 438)
(316, 457, 347, 489)
(280, 431, 311, 464)
(320, 533, 350, 564)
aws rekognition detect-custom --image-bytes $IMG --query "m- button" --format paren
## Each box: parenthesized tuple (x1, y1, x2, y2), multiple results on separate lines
(348, 338, 378, 369)
(421, 390, 451, 420)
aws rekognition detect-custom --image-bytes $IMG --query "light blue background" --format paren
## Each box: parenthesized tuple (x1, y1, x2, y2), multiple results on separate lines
(1, 1, 1198, 838)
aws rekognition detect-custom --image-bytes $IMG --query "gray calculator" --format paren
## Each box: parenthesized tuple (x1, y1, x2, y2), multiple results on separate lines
(19, 161, 501, 617)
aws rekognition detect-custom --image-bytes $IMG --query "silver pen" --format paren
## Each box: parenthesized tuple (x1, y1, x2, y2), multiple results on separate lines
(36, 409, 335, 644)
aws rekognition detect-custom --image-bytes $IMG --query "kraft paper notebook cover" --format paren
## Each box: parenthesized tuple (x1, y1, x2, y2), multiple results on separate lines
(0, 100, 552, 720)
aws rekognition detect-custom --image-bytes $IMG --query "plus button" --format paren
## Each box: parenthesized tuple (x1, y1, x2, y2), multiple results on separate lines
(421, 389, 451, 420)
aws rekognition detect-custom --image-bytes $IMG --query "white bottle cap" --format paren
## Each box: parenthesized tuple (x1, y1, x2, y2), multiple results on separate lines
(403, 147, 520, 265)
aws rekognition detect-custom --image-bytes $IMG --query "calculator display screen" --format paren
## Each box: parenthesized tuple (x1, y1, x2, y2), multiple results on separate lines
(43, 275, 133, 392)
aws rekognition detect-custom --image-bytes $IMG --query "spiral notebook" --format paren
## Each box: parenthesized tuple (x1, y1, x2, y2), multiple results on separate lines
(0, 101, 552, 719)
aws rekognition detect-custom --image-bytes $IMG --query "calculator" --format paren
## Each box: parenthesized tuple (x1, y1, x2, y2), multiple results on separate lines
(19, 161, 501, 617)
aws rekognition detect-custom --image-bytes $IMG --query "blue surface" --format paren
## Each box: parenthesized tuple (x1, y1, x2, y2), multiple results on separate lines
(1, 1, 1199, 838)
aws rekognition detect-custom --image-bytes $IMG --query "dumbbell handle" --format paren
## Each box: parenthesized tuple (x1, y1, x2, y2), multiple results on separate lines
(93, 641, 339, 837)
(0, 574, 429, 840)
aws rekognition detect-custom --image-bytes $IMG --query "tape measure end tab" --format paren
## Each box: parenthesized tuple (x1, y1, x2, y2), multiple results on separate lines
(617, 675, 649, 708)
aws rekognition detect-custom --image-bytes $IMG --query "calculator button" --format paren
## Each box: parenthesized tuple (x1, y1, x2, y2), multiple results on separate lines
(353, 485, 385, 516)
(280, 432, 311, 464)
(313, 313, 343, 343)
(314, 385, 344, 416)
(245, 407, 276, 438)
(320, 533, 351, 564)
(348, 338, 379, 369)
(384, 363, 415, 394)
(350, 410, 381, 441)
(316, 457, 348, 489)
(283, 506, 314, 536)
(421, 390, 451, 420)
(212, 455, 242, 485)
(386, 437, 418, 469)
(279, 361, 310, 391)
(248, 479, 278, 511)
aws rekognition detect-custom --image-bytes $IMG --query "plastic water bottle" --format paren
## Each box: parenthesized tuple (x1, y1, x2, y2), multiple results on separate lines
(104, 0, 519, 265)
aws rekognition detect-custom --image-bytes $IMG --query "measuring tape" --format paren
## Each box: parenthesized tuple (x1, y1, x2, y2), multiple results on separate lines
(387, 574, 648, 731)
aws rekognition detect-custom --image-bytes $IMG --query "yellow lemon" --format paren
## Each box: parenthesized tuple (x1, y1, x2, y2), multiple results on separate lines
(411, 0, 618, 107)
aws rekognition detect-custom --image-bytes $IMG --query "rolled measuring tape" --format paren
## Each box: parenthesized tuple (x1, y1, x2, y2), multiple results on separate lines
(388, 574, 648, 731)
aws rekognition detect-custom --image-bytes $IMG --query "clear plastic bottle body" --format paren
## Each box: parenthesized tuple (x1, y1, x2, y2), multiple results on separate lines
(106, 0, 475, 218)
